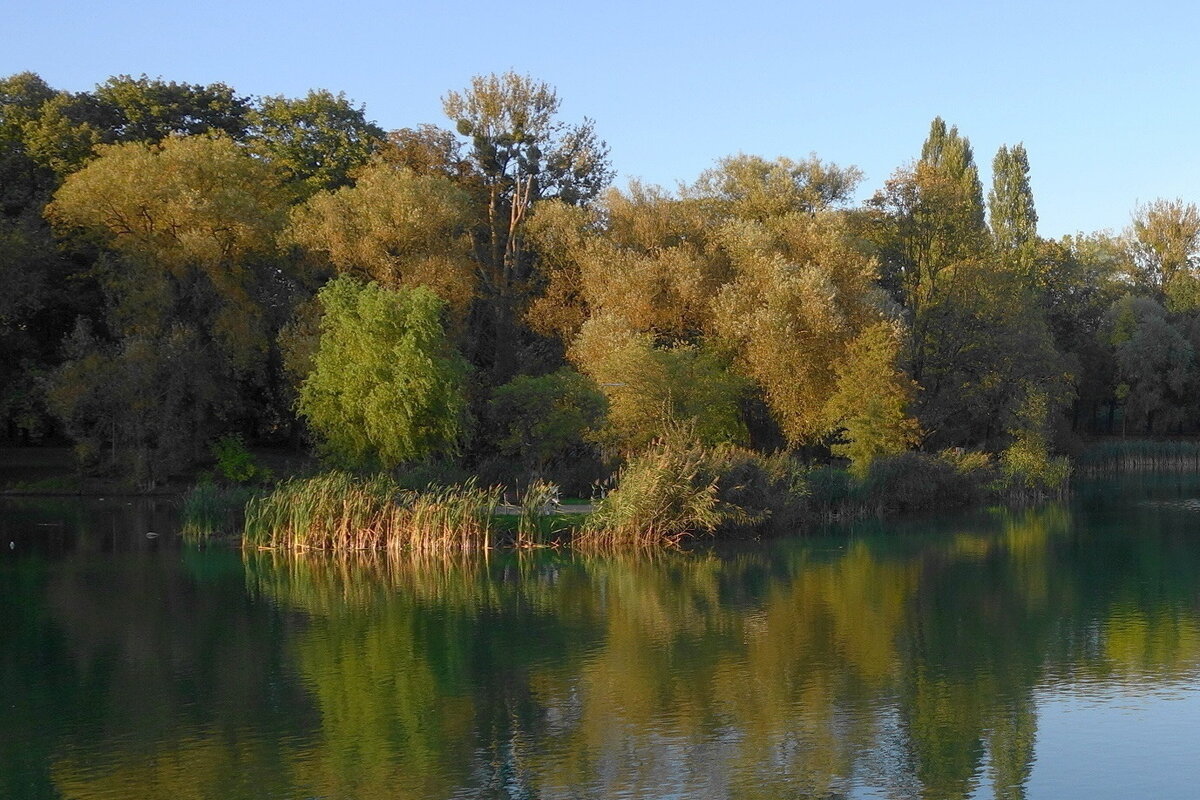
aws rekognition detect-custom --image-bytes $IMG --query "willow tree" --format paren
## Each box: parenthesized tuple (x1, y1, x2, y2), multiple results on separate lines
(686, 153, 862, 220)
(299, 278, 469, 469)
(710, 213, 883, 445)
(530, 155, 906, 452)
(287, 163, 477, 314)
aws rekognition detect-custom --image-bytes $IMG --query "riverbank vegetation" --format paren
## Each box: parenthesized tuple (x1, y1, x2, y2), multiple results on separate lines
(5, 69, 1198, 545)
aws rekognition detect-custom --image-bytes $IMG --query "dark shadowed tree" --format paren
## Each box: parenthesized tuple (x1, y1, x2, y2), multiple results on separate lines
(249, 89, 384, 195)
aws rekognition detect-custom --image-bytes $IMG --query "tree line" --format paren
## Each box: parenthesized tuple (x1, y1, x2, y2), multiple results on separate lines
(2, 70, 1197, 489)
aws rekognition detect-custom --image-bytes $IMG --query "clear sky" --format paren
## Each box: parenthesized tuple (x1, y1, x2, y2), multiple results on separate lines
(7, 0, 1199, 238)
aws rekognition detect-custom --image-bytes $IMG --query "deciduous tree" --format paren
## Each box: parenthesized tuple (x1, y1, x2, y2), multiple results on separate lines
(249, 89, 384, 195)
(287, 164, 476, 314)
(298, 278, 470, 469)
(442, 71, 613, 379)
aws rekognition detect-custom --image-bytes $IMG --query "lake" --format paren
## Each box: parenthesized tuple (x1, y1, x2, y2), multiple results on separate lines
(3, 476, 1200, 799)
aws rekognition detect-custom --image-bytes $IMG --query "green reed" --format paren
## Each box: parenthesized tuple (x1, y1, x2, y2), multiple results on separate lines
(243, 472, 500, 553)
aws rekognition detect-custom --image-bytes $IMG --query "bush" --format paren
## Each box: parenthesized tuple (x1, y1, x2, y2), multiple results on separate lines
(581, 433, 809, 546)
(487, 368, 606, 483)
(1000, 441, 1071, 497)
(211, 435, 271, 484)
(802, 465, 862, 519)
(581, 436, 724, 547)
(709, 447, 808, 535)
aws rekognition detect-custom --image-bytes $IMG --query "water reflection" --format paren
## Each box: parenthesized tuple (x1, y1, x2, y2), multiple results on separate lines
(5, 481, 1200, 799)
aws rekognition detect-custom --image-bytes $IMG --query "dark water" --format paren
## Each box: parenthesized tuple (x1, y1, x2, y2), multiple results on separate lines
(3, 478, 1200, 799)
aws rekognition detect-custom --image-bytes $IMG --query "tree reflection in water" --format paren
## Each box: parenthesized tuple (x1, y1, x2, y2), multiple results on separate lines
(7, 486, 1200, 799)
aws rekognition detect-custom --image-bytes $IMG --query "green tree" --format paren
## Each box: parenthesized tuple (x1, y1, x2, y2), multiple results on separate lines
(249, 89, 384, 195)
(921, 116, 986, 234)
(1038, 233, 1127, 432)
(92, 74, 250, 142)
(47, 319, 223, 483)
(0, 218, 59, 439)
(1, 72, 60, 215)
(988, 143, 1038, 288)
(488, 368, 606, 478)
(869, 119, 1069, 449)
(298, 278, 470, 469)
(44, 135, 294, 479)
(1127, 198, 1200, 310)
(824, 322, 921, 476)
(1101, 294, 1194, 433)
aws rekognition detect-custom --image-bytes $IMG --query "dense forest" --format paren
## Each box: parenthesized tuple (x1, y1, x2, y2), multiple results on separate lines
(2, 70, 1197, 495)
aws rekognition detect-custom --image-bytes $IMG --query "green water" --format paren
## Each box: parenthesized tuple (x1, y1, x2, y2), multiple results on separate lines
(3, 477, 1200, 799)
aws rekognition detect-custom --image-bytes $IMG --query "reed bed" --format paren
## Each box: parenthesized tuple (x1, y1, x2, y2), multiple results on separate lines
(1077, 440, 1200, 474)
(515, 479, 565, 547)
(180, 483, 255, 541)
(243, 472, 500, 553)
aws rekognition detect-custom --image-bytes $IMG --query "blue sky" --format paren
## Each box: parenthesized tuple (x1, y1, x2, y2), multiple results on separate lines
(7, 0, 1199, 237)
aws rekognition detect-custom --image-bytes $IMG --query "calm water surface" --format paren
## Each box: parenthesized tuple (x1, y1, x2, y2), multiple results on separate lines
(3, 477, 1200, 799)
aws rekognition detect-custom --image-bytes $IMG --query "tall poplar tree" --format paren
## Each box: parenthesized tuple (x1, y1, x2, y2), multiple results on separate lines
(920, 116, 987, 239)
(988, 143, 1039, 288)
(871, 119, 1066, 448)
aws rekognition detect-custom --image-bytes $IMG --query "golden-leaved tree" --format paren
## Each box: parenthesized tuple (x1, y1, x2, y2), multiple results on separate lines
(45, 135, 292, 481)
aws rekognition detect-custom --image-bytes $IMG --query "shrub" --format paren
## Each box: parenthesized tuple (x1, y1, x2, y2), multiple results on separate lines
(488, 368, 607, 482)
(211, 435, 271, 484)
(580, 433, 809, 546)
(802, 465, 862, 519)
(709, 447, 808, 535)
(580, 436, 724, 547)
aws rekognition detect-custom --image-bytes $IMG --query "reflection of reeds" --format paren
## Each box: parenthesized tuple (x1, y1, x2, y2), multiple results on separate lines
(1078, 440, 1200, 474)
(243, 472, 499, 553)
(243, 547, 599, 616)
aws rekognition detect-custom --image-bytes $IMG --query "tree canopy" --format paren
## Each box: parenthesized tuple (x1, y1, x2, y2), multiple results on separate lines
(4, 67, 1199, 487)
